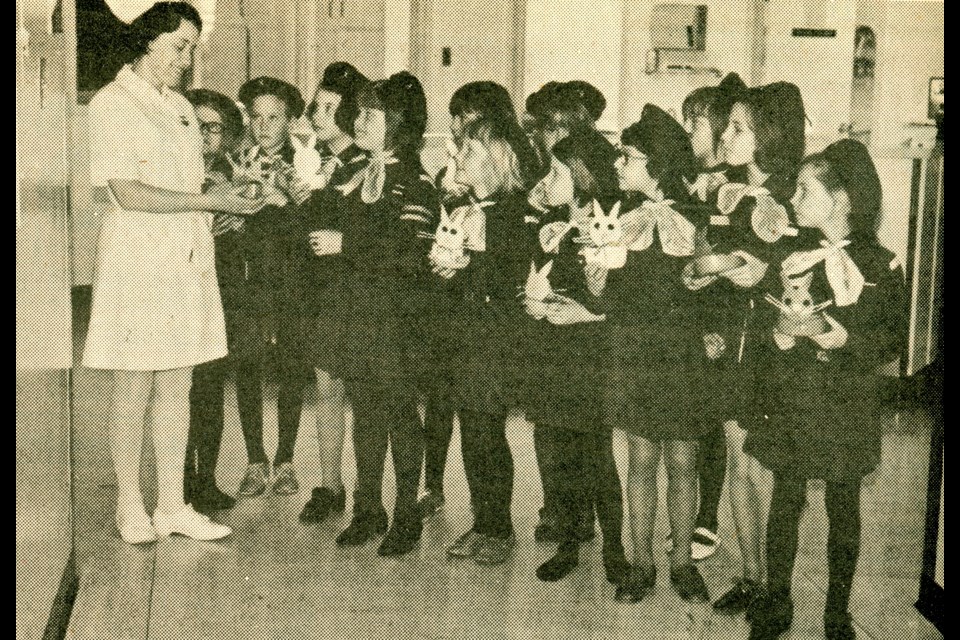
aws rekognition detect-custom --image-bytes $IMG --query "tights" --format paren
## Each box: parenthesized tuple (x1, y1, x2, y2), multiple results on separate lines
(625, 435, 699, 568)
(422, 388, 456, 496)
(541, 427, 623, 549)
(766, 474, 862, 614)
(349, 380, 423, 518)
(694, 425, 727, 532)
(460, 408, 514, 539)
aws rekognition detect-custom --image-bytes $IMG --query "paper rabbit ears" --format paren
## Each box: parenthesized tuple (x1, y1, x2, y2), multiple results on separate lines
(589, 199, 621, 219)
(290, 133, 318, 152)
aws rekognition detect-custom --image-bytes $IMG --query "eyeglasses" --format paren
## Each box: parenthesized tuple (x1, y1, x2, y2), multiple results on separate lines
(199, 122, 224, 135)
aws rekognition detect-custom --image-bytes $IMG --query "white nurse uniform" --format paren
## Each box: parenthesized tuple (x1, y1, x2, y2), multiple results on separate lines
(82, 65, 227, 371)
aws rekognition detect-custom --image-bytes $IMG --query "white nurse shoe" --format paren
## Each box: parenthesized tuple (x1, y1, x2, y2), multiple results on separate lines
(153, 504, 232, 541)
(116, 505, 158, 544)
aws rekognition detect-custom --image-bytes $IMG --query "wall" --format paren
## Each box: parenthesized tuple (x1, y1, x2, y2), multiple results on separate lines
(524, 0, 623, 133)
(418, 0, 520, 135)
(620, 0, 756, 129)
(867, 1, 943, 148)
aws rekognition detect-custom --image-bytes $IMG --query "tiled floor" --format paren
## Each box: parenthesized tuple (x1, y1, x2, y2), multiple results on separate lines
(66, 357, 942, 640)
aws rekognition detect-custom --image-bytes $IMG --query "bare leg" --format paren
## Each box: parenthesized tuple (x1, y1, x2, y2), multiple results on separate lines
(151, 366, 193, 513)
(314, 368, 346, 490)
(109, 370, 154, 513)
(665, 439, 699, 569)
(624, 433, 661, 568)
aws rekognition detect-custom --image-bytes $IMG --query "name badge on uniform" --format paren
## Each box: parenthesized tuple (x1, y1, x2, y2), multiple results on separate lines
(710, 215, 731, 226)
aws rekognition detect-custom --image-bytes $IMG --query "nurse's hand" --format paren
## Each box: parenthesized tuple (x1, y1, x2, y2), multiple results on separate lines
(205, 183, 266, 216)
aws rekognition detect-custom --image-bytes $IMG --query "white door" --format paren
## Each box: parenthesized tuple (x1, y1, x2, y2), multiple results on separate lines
(761, 0, 858, 152)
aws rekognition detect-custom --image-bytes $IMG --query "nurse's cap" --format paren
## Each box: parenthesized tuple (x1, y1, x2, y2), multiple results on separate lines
(318, 61, 368, 98)
(238, 76, 306, 119)
(622, 104, 699, 182)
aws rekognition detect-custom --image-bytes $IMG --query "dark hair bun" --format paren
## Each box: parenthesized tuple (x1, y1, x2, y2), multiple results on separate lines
(238, 76, 305, 119)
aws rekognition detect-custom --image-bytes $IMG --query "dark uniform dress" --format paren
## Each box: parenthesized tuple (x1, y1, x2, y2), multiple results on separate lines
(287, 146, 366, 378)
(440, 193, 535, 539)
(744, 235, 905, 621)
(602, 194, 711, 441)
(186, 151, 264, 504)
(692, 170, 817, 428)
(237, 141, 309, 467)
(189, 145, 295, 474)
(419, 168, 470, 500)
(522, 202, 627, 565)
(338, 158, 439, 520)
(744, 239, 905, 481)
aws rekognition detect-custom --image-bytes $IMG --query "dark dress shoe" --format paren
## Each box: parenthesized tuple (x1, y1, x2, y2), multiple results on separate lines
(601, 543, 631, 586)
(670, 564, 710, 602)
(299, 487, 335, 524)
(615, 564, 656, 602)
(748, 592, 794, 640)
(336, 507, 388, 547)
(824, 611, 857, 640)
(714, 578, 766, 617)
(377, 515, 423, 557)
(188, 479, 236, 514)
(536, 541, 579, 582)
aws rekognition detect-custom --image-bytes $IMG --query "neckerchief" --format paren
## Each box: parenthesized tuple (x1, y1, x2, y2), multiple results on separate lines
(620, 199, 696, 257)
(336, 150, 399, 203)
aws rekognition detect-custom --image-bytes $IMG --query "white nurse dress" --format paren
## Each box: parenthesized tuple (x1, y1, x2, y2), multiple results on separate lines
(82, 65, 227, 371)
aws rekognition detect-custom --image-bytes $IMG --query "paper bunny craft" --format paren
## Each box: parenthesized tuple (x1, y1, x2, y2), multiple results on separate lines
(766, 270, 832, 337)
(290, 133, 333, 191)
(579, 200, 627, 270)
(426, 204, 485, 269)
(523, 260, 558, 320)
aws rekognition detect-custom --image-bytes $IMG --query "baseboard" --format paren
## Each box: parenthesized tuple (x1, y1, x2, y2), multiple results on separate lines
(915, 574, 944, 634)
(42, 551, 78, 640)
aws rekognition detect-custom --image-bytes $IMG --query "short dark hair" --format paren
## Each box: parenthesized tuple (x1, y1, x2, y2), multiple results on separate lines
(306, 62, 368, 137)
(551, 129, 619, 208)
(802, 139, 882, 240)
(357, 72, 428, 163)
(125, 2, 202, 63)
(184, 88, 244, 147)
(449, 81, 517, 123)
(682, 73, 747, 154)
(740, 82, 806, 177)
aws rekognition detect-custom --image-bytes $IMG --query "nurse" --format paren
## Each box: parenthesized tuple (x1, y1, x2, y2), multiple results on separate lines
(83, 2, 264, 544)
